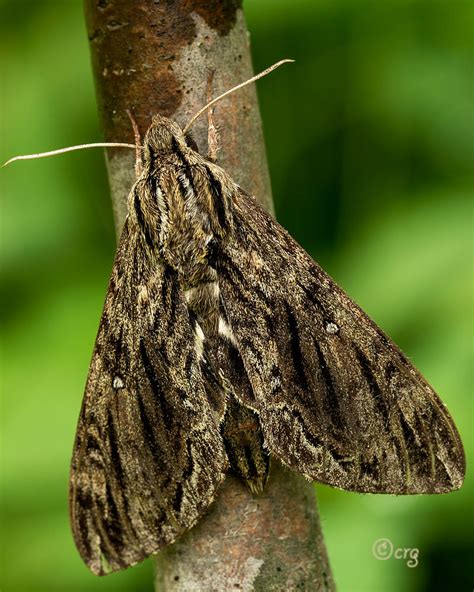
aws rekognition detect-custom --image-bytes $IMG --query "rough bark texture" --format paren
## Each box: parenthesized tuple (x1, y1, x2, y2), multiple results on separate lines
(85, 0, 273, 228)
(84, 1, 335, 590)
(154, 462, 333, 591)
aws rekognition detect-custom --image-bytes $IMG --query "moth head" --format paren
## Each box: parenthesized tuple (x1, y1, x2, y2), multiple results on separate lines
(143, 115, 188, 158)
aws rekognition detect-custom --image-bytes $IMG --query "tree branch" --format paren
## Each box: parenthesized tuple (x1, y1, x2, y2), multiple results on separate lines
(84, 1, 334, 589)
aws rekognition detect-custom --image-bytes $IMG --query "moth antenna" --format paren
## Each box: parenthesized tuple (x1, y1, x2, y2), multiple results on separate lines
(183, 58, 294, 134)
(3, 142, 137, 167)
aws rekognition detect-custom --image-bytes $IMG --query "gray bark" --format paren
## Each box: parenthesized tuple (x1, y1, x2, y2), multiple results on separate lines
(84, 1, 335, 590)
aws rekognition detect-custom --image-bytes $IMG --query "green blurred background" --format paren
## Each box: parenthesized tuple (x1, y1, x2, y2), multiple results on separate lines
(1, 0, 472, 590)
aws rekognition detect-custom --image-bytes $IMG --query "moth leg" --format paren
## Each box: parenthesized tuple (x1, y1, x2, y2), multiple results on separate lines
(206, 71, 220, 163)
(126, 109, 144, 176)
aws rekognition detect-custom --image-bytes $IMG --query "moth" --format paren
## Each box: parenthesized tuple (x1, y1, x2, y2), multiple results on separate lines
(7, 62, 465, 576)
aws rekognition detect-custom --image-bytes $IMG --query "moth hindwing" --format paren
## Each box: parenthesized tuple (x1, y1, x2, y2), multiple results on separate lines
(69, 114, 465, 575)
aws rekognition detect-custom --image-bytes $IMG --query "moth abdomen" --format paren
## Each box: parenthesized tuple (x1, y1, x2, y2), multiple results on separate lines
(222, 397, 270, 494)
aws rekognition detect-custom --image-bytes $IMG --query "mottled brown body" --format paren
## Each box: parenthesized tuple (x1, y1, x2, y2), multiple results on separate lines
(131, 118, 270, 492)
(70, 115, 465, 576)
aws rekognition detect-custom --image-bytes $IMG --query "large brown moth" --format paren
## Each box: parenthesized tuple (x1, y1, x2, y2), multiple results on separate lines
(6, 61, 465, 576)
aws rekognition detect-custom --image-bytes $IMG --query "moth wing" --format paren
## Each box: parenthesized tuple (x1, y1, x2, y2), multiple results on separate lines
(218, 190, 465, 494)
(70, 220, 227, 575)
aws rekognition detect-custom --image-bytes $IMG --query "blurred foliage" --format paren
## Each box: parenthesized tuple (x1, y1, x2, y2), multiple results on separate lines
(1, 0, 472, 591)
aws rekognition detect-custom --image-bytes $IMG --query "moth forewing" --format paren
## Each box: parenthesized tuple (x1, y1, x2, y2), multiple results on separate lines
(69, 170, 229, 575)
(217, 189, 465, 494)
